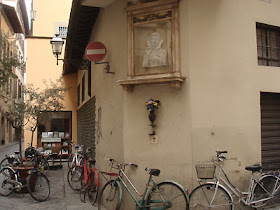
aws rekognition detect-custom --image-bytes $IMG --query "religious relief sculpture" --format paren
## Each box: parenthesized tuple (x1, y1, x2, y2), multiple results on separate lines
(143, 32, 167, 68)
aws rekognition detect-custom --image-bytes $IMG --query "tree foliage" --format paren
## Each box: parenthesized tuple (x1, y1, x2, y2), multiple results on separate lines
(24, 78, 67, 146)
(0, 33, 25, 87)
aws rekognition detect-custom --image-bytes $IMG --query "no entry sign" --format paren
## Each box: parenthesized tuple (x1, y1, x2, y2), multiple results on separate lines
(85, 42, 106, 62)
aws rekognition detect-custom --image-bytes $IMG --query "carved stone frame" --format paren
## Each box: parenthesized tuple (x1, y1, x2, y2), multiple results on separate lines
(118, 0, 184, 92)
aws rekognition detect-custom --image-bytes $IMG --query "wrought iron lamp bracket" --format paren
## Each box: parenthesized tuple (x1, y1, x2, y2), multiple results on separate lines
(95, 62, 114, 74)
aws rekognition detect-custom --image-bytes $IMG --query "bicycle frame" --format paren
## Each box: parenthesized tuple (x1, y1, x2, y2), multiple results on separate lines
(110, 164, 183, 209)
(71, 149, 83, 166)
(111, 167, 153, 208)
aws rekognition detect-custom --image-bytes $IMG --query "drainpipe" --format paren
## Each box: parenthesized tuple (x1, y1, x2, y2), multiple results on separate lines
(0, 0, 2, 59)
(30, 0, 34, 35)
(0, 0, 2, 33)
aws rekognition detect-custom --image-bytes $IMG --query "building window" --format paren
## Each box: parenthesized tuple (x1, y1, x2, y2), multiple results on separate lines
(257, 22, 280, 67)
(58, 26, 68, 38)
(54, 24, 68, 38)
(77, 84, 80, 107)
(82, 74, 85, 102)
(13, 78, 17, 98)
(18, 82, 22, 99)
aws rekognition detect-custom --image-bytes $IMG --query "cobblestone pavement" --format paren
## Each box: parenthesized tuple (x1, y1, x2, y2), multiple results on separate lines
(1, 142, 280, 209)
(0, 162, 98, 210)
(0, 142, 98, 210)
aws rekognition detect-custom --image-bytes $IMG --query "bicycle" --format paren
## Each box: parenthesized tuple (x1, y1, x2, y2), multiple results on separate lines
(67, 147, 91, 192)
(189, 150, 280, 209)
(0, 147, 49, 175)
(67, 141, 84, 169)
(79, 158, 100, 205)
(0, 150, 50, 202)
(0, 144, 35, 169)
(98, 158, 189, 210)
(0, 151, 21, 169)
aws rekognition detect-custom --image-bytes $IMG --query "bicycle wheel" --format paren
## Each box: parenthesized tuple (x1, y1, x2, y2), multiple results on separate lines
(147, 181, 189, 209)
(252, 175, 279, 208)
(27, 172, 50, 202)
(0, 158, 13, 169)
(0, 167, 16, 196)
(67, 166, 84, 193)
(98, 180, 122, 210)
(189, 183, 233, 209)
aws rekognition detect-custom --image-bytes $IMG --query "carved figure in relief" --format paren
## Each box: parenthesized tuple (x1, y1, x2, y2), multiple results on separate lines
(143, 32, 167, 68)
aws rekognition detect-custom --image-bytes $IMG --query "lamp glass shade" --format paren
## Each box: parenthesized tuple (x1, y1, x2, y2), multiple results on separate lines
(50, 36, 64, 56)
(31, 10, 36, 21)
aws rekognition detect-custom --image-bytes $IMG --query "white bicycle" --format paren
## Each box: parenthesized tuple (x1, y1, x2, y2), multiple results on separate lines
(67, 141, 84, 169)
(189, 150, 280, 209)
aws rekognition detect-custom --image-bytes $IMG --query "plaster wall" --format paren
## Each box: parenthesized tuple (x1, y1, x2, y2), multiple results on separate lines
(186, 0, 280, 190)
(24, 0, 73, 149)
(75, 0, 127, 190)
(88, 0, 280, 203)
(81, 0, 191, 208)
(25, 38, 77, 147)
(32, 0, 71, 37)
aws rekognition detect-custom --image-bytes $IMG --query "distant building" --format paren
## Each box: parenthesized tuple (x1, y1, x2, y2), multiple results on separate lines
(24, 0, 74, 159)
(0, 0, 29, 144)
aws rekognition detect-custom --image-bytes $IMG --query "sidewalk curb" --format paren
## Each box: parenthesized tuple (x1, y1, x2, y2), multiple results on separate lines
(0, 141, 21, 152)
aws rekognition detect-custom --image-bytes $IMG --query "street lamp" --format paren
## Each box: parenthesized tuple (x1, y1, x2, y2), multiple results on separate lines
(50, 34, 64, 65)
(31, 10, 36, 22)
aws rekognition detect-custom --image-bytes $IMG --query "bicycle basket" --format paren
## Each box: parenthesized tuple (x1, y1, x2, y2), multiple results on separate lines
(195, 164, 216, 179)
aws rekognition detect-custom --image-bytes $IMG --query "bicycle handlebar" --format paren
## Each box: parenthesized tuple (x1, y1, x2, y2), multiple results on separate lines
(216, 150, 227, 160)
(107, 158, 138, 168)
(130, 163, 138, 168)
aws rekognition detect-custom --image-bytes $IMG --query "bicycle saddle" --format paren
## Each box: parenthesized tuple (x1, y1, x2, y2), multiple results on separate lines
(245, 164, 261, 172)
(149, 169, 161, 176)
(14, 151, 20, 155)
(13, 161, 20, 166)
(88, 159, 96, 164)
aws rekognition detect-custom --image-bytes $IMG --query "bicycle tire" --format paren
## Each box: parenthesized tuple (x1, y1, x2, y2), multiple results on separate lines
(0, 158, 12, 169)
(98, 180, 122, 210)
(252, 174, 279, 208)
(67, 166, 84, 193)
(27, 172, 50, 202)
(0, 167, 16, 196)
(189, 183, 233, 209)
(147, 181, 189, 209)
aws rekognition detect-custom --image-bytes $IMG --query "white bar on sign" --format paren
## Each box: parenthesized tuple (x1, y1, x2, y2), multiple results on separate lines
(87, 49, 105, 55)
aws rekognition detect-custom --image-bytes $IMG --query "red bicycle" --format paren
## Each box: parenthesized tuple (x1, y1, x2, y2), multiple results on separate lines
(67, 147, 113, 205)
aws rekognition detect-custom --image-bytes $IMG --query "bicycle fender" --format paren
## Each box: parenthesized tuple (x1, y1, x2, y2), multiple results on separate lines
(151, 180, 190, 204)
(115, 180, 123, 208)
(93, 169, 100, 187)
(206, 181, 234, 203)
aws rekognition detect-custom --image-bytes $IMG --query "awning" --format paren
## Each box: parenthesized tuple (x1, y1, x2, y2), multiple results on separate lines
(63, 0, 100, 75)
(2, 4, 24, 34)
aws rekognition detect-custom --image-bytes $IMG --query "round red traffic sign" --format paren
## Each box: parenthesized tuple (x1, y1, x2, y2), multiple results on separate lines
(85, 42, 106, 62)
